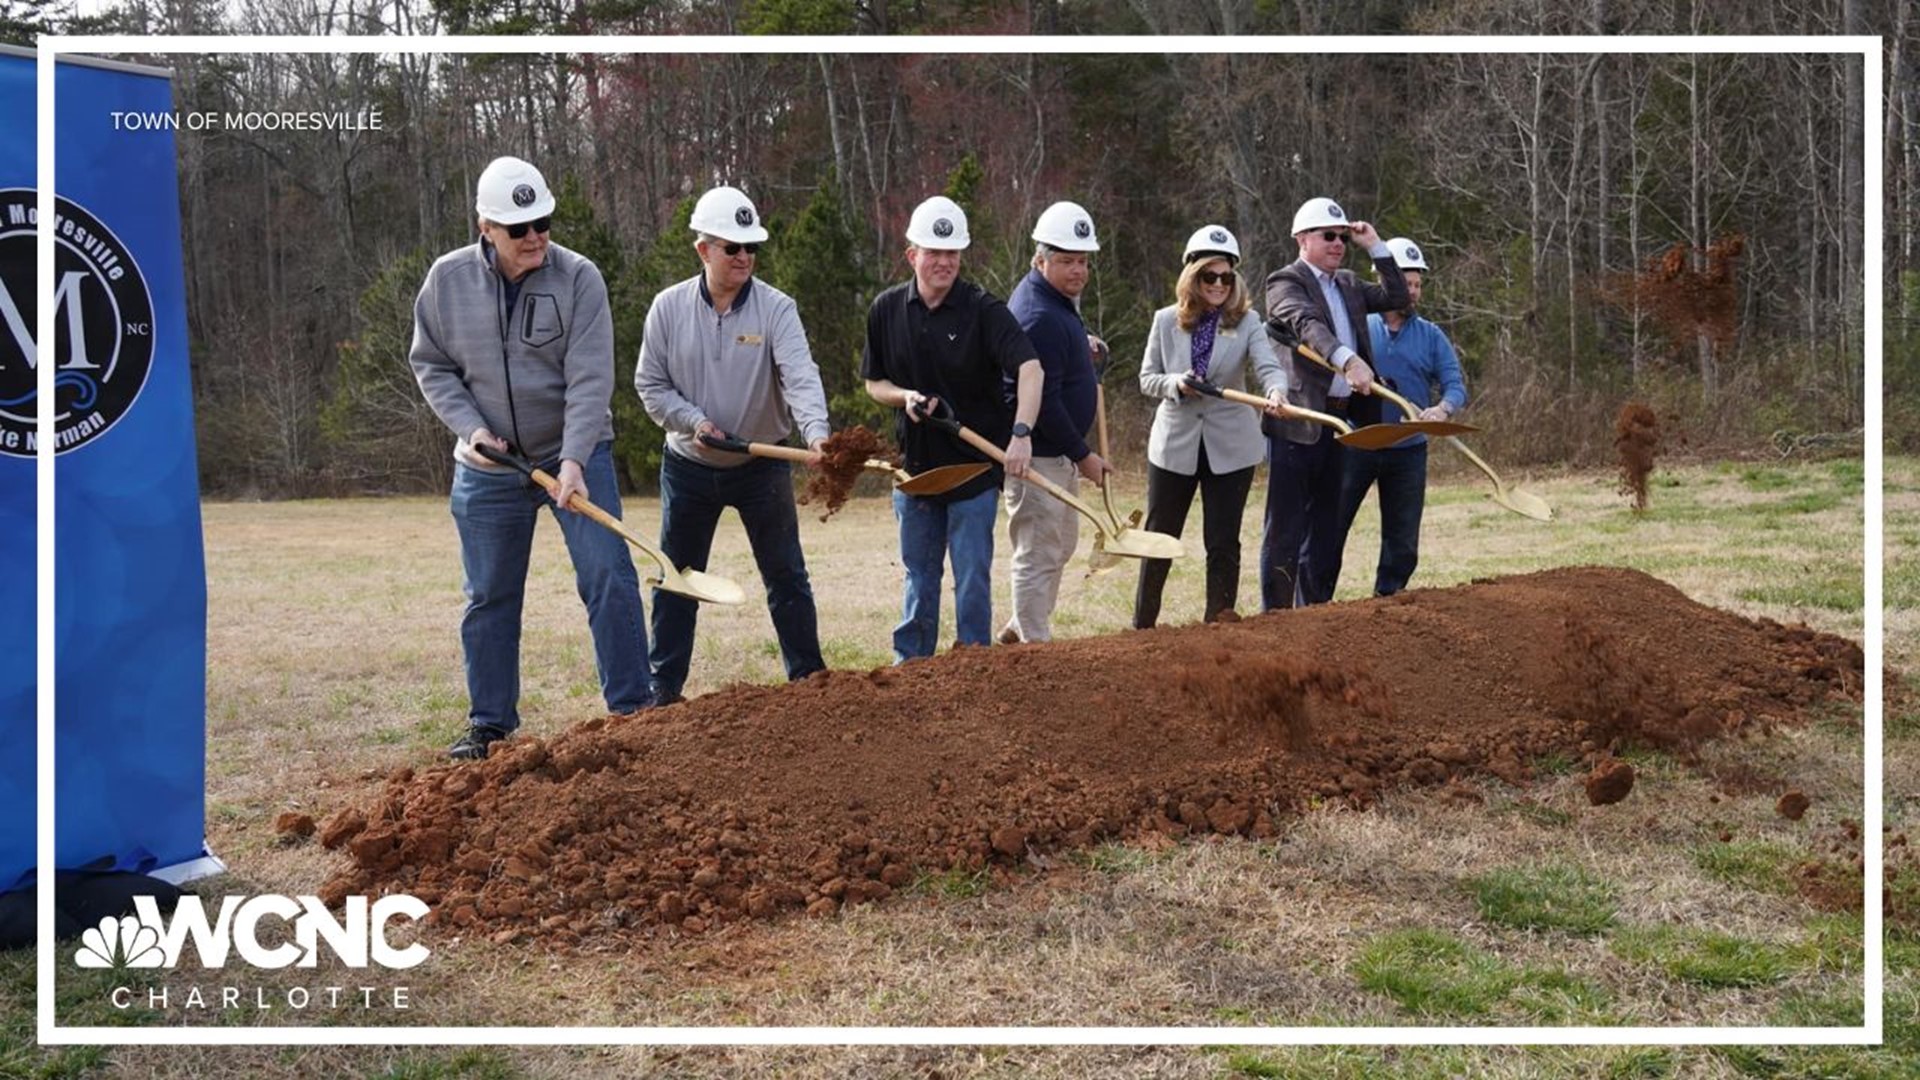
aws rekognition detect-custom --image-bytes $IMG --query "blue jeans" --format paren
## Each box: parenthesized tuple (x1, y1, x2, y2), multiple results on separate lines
(892, 486, 997, 662)
(450, 440, 652, 733)
(651, 450, 823, 699)
(1334, 442, 1428, 596)
(1260, 427, 1346, 609)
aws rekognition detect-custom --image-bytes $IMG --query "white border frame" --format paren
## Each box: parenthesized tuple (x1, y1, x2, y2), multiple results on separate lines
(37, 32, 1884, 1048)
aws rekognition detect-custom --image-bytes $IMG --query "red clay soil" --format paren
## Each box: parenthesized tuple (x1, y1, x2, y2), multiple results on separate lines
(318, 567, 1861, 947)
(1615, 402, 1661, 511)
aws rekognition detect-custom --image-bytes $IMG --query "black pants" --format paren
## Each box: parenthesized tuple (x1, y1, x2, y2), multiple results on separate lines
(1133, 443, 1255, 628)
(1261, 425, 1346, 609)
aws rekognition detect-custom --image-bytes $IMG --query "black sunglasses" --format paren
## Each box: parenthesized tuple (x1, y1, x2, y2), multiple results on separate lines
(1320, 230, 1350, 244)
(1197, 269, 1236, 286)
(715, 241, 761, 256)
(502, 216, 551, 239)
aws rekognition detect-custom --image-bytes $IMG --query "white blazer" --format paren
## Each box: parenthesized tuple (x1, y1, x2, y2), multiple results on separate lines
(1138, 304, 1288, 475)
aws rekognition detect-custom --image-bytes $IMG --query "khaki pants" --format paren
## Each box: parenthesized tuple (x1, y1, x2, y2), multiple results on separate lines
(1001, 454, 1081, 643)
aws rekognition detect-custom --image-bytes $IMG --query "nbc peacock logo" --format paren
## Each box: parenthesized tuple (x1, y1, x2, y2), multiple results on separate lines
(74, 914, 166, 970)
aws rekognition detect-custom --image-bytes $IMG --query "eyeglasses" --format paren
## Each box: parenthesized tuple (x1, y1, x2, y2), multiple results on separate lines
(502, 216, 552, 240)
(715, 241, 760, 256)
(1197, 269, 1236, 287)
(1320, 230, 1349, 244)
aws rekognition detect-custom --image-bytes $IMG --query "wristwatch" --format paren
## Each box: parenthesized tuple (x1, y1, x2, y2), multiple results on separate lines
(1011, 422, 1033, 438)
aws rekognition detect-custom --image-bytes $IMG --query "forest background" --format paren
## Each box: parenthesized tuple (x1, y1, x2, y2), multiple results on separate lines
(1, 0, 1908, 498)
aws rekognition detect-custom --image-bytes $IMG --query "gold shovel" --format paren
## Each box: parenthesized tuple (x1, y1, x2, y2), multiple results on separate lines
(1086, 384, 1140, 573)
(919, 404, 1185, 562)
(1446, 438, 1554, 521)
(1288, 345, 1551, 520)
(1183, 378, 1369, 441)
(1289, 342, 1481, 448)
(473, 444, 747, 605)
(695, 432, 989, 497)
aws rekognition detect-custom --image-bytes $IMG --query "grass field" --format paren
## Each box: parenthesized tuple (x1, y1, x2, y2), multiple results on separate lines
(6, 450, 1910, 1079)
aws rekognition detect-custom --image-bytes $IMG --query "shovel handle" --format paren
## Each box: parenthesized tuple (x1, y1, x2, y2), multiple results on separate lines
(471, 443, 629, 534)
(1293, 341, 1426, 418)
(696, 431, 820, 464)
(938, 419, 1093, 513)
(1184, 377, 1354, 435)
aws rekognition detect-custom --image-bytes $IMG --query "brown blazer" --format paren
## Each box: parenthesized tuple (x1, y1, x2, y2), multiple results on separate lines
(1262, 254, 1408, 444)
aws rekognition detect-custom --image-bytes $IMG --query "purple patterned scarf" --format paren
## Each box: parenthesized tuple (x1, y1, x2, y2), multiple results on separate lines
(1190, 308, 1221, 381)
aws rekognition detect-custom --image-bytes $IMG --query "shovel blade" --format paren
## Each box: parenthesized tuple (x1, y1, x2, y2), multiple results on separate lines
(1096, 527, 1187, 561)
(894, 462, 990, 496)
(1337, 420, 1479, 451)
(647, 567, 749, 605)
(1492, 487, 1554, 522)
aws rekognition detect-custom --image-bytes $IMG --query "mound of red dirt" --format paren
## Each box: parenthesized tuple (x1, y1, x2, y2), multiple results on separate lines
(318, 567, 1861, 947)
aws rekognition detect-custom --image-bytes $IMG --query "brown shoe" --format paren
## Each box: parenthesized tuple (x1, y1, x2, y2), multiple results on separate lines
(997, 626, 1021, 645)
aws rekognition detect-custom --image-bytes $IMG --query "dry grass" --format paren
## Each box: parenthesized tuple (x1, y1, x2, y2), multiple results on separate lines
(13, 454, 1897, 1077)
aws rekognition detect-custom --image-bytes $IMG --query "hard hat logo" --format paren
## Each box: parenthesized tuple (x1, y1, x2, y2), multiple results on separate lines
(1074, 220, 1091, 239)
(1326, 202, 1344, 220)
(735, 207, 754, 227)
(933, 218, 953, 239)
(1406, 244, 1421, 262)
(512, 184, 536, 208)
(1209, 229, 1228, 244)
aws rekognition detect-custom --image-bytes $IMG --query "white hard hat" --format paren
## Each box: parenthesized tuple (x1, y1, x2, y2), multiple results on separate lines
(905, 196, 970, 250)
(689, 185, 769, 244)
(1183, 224, 1240, 265)
(1032, 200, 1100, 252)
(1290, 196, 1349, 236)
(1386, 237, 1429, 272)
(475, 156, 555, 225)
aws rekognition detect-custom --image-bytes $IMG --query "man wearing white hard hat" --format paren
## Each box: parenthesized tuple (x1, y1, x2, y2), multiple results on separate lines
(1260, 196, 1409, 609)
(636, 185, 831, 704)
(996, 200, 1113, 645)
(862, 196, 1043, 662)
(411, 155, 655, 760)
(1327, 237, 1467, 597)
(1133, 225, 1290, 628)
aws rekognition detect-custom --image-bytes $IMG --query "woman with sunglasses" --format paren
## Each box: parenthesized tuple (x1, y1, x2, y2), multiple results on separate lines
(1133, 226, 1288, 628)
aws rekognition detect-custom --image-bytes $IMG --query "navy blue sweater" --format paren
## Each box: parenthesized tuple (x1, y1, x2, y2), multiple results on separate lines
(1006, 268, 1096, 462)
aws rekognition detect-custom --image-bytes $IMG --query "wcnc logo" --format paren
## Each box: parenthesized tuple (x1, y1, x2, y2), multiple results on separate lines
(71, 894, 430, 972)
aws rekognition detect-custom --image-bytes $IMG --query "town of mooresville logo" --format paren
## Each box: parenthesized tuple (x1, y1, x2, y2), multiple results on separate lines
(0, 187, 156, 458)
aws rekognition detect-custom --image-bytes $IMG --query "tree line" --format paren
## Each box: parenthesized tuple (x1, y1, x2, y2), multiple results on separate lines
(7, 0, 1907, 496)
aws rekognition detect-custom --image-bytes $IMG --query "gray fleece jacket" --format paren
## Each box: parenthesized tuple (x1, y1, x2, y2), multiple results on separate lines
(409, 241, 615, 468)
(635, 274, 830, 468)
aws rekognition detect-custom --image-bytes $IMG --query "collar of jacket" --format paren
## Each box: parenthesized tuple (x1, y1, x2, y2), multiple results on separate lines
(476, 237, 550, 281)
(698, 273, 754, 312)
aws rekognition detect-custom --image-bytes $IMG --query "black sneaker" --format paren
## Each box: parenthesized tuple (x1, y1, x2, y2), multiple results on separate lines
(447, 726, 507, 761)
(653, 690, 686, 707)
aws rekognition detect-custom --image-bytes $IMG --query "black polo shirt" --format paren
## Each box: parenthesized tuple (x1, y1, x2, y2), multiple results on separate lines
(860, 278, 1036, 503)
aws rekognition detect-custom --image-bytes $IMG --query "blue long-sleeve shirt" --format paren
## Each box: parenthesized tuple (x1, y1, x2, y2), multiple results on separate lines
(1366, 312, 1468, 448)
(1006, 268, 1095, 462)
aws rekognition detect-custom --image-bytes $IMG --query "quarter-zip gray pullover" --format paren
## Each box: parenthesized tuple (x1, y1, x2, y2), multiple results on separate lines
(635, 274, 831, 467)
(409, 241, 615, 467)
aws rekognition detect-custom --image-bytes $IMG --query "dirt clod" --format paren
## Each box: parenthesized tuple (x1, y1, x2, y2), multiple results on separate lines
(1777, 789, 1812, 821)
(799, 425, 895, 521)
(322, 567, 1858, 947)
(1614, 402, 1661, 512)
(274, 812, 316, 838)
(1584, 758, 1637, 806)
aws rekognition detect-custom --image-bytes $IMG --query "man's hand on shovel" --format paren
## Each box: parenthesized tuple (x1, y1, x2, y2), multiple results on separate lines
(552, 459, 588, 514)
(1076, 451, 1112, 485)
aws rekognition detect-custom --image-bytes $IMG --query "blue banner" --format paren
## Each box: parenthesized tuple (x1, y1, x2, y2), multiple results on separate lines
(0, 47, 33, 891)
(0, 51, 211, 890)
